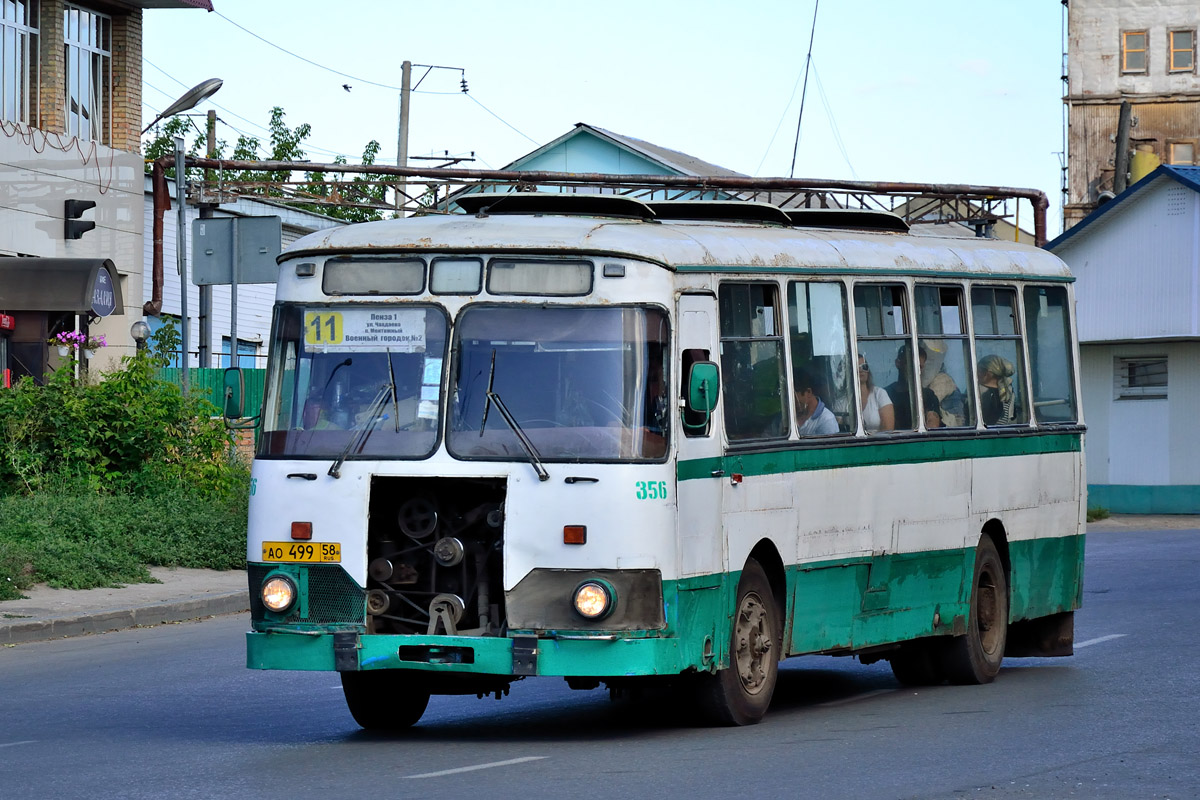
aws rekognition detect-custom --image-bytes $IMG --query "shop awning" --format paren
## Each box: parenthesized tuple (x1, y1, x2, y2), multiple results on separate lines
(0, 258, 124, 316)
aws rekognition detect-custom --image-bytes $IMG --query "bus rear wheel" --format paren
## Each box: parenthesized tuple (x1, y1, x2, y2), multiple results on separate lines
(341, 671, 430, 730)
(942, 535, 1008, 685)
(698, 558, 780, 726)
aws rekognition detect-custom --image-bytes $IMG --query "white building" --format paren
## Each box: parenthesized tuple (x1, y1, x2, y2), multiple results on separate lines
(1046, 164, 1200, 514)
(142, 174, 345, 368)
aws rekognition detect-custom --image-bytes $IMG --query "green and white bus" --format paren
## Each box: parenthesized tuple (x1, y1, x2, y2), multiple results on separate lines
(241, 192, 1084, 727)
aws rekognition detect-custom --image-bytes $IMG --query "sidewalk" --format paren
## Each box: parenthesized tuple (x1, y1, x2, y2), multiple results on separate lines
(2, 517, 1196, 646)
(0, 567, 248, 646)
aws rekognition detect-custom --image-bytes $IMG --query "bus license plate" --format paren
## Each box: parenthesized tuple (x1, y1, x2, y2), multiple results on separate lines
(261, 542, 341, 563)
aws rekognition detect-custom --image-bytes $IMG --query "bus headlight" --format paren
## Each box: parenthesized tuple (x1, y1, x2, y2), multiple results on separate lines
(572, 580, 615, 620)
(262, 575, 297, 613)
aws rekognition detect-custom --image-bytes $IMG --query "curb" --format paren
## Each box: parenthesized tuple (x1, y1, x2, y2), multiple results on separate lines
(0, 592, 249, 646)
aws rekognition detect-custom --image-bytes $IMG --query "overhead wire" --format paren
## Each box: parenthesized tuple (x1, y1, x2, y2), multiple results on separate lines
(811, 61, 857, 179)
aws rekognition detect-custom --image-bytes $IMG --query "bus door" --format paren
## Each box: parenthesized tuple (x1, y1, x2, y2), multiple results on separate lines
(675, 293, 724, 579)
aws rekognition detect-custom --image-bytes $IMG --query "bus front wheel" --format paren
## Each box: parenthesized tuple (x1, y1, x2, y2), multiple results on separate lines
(698, 558, 780, 726)
(341, 670, 430, 730)
(942, 535, 1008, 685)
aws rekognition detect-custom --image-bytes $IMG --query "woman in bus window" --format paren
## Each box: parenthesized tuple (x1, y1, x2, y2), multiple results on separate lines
(978, 354, 1016, 425)
(858, 355, 894, 432)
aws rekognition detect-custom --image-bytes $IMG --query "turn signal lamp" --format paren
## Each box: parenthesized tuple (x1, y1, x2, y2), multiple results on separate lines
(262, 575, 297, 613)
(572, 580, 614, 620)
(563, 525, 587, 545)
(291, 521, 312, 540)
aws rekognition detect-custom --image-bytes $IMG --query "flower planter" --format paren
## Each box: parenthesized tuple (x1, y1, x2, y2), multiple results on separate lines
(57, 346, 70, 357)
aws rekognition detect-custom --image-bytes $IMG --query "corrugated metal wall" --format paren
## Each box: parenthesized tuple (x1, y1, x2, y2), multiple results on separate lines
(1059, 180, 1198, 341)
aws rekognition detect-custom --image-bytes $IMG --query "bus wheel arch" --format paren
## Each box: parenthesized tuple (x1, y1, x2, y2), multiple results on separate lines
(942, 529, 1009, 684)
(697, 550, 782, 726)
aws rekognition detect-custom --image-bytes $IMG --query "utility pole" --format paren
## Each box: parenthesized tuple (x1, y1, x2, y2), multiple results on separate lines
(396, 60, 411, 216)
(174, 136, 189, 397)
(198, 109, 216, 367)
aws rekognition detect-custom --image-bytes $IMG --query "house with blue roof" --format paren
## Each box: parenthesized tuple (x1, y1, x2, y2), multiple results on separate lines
(1046, 165, 1200, 514)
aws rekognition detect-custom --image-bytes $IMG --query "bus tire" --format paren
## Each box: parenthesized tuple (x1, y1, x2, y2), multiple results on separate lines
(698, 558, 780, 726)
(888, 640, 945, 686)
(340, 671, 430, 730)
(942, 536, 1008, 685)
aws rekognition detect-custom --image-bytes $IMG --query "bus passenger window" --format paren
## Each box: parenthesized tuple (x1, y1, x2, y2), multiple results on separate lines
(972, 287, 1029, 426)
(853, 284, 912, 432)
(719, 283, 786, 441)
(1023, 286, 1078, 424)
(788, 281, 854, 434)
(915, 285, 974, 428)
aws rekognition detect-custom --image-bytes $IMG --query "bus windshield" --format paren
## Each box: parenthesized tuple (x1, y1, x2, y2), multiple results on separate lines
(448, 305, 669, 462)
(259, 304, 449, 459)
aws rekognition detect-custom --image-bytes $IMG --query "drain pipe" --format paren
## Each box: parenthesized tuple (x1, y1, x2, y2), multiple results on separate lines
(143, 161, 170, 316)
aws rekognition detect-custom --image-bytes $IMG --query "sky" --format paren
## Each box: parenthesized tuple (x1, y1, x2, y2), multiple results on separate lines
(143, 1, 1068, 235)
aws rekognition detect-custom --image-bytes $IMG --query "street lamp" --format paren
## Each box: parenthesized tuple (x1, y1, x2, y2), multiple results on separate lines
(130, 320, 150, 352)
(141, 78, 223, 135)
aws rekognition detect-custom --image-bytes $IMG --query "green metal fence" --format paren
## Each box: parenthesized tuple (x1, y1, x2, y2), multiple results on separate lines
(157, 367, 267, 417)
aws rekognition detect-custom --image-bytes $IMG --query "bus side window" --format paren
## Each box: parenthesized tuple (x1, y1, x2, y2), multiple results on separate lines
(853, 284, 911, 433)
(1023, 285, 1078, 424)
(788, 280, 855, 434)
(915, 285, 974, 428)
(718, 283, 787, 441)
(972, 286, 1029, 426)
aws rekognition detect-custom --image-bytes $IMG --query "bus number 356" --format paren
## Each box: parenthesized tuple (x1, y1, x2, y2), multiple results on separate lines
(635, 480, 668, 500)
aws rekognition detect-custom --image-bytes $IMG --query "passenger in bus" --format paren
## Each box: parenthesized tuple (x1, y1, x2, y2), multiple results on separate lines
(794, 370, 839, 435)
(857, 355, 894, 432)
(886, 343, 942, 429)
(978, 354, 1017, 425)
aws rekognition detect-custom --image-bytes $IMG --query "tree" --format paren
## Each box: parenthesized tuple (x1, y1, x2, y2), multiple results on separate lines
(142, 107, 387, 222)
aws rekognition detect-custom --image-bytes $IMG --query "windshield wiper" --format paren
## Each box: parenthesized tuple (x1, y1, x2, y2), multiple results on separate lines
(328, 383, 393, 479)
(480, 349, 549, 482)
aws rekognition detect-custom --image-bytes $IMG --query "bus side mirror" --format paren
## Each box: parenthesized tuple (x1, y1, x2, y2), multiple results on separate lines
(685, 361, 720, 427)
(222, 367, 245, 420)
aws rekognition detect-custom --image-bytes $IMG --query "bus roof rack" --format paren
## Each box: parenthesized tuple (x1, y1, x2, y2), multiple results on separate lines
(646, 201, 793, 225)
(785, 208, 910, 233)
(453, 192, 655, 220)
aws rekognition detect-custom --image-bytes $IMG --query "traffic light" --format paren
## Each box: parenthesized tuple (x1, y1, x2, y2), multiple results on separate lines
(65, 199, 97, 239)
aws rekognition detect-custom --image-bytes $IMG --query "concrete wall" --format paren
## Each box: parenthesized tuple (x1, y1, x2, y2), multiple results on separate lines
(1081, 340, 1200, 512)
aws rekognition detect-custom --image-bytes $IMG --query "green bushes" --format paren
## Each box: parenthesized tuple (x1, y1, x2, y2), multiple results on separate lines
(0, 321, 249, 601)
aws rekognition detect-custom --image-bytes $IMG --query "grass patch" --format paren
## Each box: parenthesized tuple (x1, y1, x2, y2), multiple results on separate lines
(0, 474, 247, 601)
(1086, 507, 1111, 522)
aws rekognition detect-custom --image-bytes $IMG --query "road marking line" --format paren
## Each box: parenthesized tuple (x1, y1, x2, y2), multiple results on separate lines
(0, 741, 36, 749)
(818, 689, 895, 707)
(1075, 634, 1127, 649)
(406, 756, 548, 779)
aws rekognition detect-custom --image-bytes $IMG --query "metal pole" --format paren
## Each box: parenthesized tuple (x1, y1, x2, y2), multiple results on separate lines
(199, 109, 217, 367)
(396, 59, 411, 216)
(230, 218, 238, 372)
(174, 137, 190, 397)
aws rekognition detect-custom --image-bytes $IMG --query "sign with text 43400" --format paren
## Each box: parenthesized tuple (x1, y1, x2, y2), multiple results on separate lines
(303, 308, 426, 353)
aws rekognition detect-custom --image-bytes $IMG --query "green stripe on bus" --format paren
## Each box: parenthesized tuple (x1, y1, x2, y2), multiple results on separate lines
(673, 265, 1074, 282)
(677, 432, 1081, 482)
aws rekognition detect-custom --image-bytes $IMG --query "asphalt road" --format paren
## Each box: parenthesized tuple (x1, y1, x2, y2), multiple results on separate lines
(2, 527, 1197, 800)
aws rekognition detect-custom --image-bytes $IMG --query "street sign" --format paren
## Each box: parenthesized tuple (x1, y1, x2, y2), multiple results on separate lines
(192, 216, 282, 285)
(91, 265, 117, 317)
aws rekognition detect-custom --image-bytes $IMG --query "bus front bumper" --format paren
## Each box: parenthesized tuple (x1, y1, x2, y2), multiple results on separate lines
(247, 630, 694, 677)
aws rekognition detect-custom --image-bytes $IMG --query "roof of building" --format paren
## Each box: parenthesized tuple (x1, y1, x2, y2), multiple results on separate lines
(501, 123, 744, 178)
(1046, 165, 1200, 252)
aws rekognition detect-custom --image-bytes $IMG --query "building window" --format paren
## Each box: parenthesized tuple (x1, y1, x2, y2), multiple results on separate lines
(1168, 141, 1196, 165)
(220, 337, 259, 369)
(1115, 356, 1167, 400)
(1169, 29, 1195, 72)
(1, 0, 39, 126)
(1122, 30, 1148, 73)
(63, 3, 111, 144)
